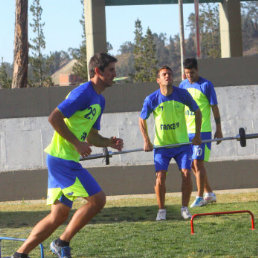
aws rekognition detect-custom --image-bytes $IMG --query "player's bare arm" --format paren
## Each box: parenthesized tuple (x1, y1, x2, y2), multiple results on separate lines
(48, 108, 92, 157)
(87, 128, 123, 151)
(192, 109, 202, 145)
(139, 118, 153, 151)
(211, 105, 223, 144)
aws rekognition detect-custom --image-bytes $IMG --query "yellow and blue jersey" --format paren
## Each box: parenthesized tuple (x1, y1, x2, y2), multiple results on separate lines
(45, 81, 105, 162)
(179, 77, 218, 133)
(140, 86, 199, 147)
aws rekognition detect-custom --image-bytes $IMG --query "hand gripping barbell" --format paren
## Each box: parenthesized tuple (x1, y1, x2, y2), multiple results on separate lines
(80, 127, 258, 165)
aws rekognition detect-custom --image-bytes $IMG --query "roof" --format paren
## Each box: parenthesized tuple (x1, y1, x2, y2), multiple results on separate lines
(51, 59, 78, 85)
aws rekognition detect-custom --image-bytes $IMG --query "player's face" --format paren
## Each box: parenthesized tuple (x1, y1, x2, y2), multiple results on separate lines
(99, 62, 116, 87)
(157, 69, 173, 87)
(184, 68, 199, 83)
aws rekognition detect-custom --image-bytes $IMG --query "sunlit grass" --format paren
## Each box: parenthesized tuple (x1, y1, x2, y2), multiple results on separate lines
(0, 191, 257, 257)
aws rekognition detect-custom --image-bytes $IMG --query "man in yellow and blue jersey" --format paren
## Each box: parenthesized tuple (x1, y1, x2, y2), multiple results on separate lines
(139, 66, 202, 220)
(179, 58, 223, 208)
(12, 53, 123, 258)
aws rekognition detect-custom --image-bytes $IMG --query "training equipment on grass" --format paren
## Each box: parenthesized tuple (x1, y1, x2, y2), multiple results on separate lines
(190, 210, 255, 235)
(0, 237, 44, 258)
(80, 127, 258, 165)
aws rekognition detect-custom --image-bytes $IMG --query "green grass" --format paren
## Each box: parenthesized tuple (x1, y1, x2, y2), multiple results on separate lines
(0, 192, 257, 257)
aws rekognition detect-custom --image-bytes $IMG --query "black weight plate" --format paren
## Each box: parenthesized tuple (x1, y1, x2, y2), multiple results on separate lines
(239, 127, 246, 147)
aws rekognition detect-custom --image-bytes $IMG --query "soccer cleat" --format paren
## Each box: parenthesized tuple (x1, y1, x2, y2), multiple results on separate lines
(156, 209, 166, 221)
(190, 197, 207, 208)
(204, 192, 217, 203)
(50, 240, 72, 258)
(181, 207, 192, 219)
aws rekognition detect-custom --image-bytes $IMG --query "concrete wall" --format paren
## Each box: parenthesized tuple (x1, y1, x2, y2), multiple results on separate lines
(0, 83, 258, 201)
(198, 56, 258, 86)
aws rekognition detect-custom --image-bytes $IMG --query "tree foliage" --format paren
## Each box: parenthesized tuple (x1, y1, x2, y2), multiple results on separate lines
(0, 60, 12, 88)
(186, 3, 220, 58)
(71, 0, 87, 82)
(5, 1, 257, 88)
(133, 19, 158, 82)
(29, 0, 53, 87)
(241, 1, 258, 51)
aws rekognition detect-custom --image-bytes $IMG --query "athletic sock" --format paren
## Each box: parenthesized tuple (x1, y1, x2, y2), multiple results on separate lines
(56, 237, 70, 247)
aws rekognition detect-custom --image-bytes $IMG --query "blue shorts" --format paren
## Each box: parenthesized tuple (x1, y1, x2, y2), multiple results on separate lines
(47, 155, 102, 208)
(154, 145, 192, 172)
(188, 132, 212, 162)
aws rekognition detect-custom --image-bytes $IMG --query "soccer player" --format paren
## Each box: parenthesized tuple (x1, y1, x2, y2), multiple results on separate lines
(179, 57, 223, 208)
(139, 66, 202, 220)
(12, 53, 123, 258)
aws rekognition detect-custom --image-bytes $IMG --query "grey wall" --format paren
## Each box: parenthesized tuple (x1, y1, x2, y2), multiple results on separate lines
(198, 56, 258, 86)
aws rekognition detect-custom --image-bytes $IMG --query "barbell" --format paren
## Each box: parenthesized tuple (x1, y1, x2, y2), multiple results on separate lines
(80, 127, 258, 165)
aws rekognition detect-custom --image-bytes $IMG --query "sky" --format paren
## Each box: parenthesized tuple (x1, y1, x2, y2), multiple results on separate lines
(0, 0, 196, 64)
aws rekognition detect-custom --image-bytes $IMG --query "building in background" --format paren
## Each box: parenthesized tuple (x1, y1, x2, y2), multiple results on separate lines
(51, 59, 83, 86)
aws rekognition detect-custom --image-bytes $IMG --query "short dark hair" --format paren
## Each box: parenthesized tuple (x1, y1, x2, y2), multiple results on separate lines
(156, 65, 173, 78)
(183, 58, 198, 70)
(89, 52, 117, 78)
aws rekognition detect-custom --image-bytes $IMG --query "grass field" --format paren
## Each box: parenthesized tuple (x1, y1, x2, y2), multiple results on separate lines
(0, 191, 257, 257)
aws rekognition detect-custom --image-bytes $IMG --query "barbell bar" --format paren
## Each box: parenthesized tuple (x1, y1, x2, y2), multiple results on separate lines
(80, 127, 258, 164)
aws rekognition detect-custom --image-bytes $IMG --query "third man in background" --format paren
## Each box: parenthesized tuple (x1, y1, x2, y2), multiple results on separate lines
(179, 57, 223, 208)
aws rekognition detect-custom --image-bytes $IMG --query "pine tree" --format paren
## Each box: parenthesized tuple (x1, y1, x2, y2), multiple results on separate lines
(12, 0, 28, 88)
(241, 2, 258, 52)
(72, 0, 88, 82)
(200, 4, 220, 58)
(143, 28, 158, 82)
(133, 19, 145, 82)
(133, 19, 158, 82)
(29, 0, 52, 87)
(0, 59, 12, 89)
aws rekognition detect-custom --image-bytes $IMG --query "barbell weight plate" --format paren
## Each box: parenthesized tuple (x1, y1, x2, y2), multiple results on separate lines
(239, 127, 246, 147)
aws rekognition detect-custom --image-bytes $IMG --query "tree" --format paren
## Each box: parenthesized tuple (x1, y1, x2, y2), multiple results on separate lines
(186, 3, 220, 58)
(71, 0, 87, 82)
(241, 2, 258, 52)
(133, 19, 158, 82)
(167, 35, 181, 81)
(153, 33, 170, 67)
(0, 59, 12, 89)
(12, 0, 28, 88)
(133, 19, 145, 82)
(47, 50, 71, 75)
(119, 41, 134, 54)
(200, 4, 220, 58)
(143, 28, 158, 82)
(29, 0, 53, 87)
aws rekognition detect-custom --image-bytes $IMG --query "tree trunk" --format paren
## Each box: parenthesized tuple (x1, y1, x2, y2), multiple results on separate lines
(12, 0, 28, 88)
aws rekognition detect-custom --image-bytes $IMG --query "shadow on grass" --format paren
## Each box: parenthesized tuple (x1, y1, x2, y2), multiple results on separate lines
(1, 201, 256, 229)
(0, 204, 184, 229)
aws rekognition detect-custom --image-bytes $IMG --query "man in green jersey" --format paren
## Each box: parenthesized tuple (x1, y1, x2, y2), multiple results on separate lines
(179, 58, 223, 208)
(139, 66, 202, 220)
(12, 53, 123, 258)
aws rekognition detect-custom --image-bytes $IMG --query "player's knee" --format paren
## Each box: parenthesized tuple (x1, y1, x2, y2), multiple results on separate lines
(89, 191, 106, 211)
(181, 169, 191, 180)
(156, 171, 166, 185)
(50, 206, 70, 225)
(193, 159, 204, 170)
